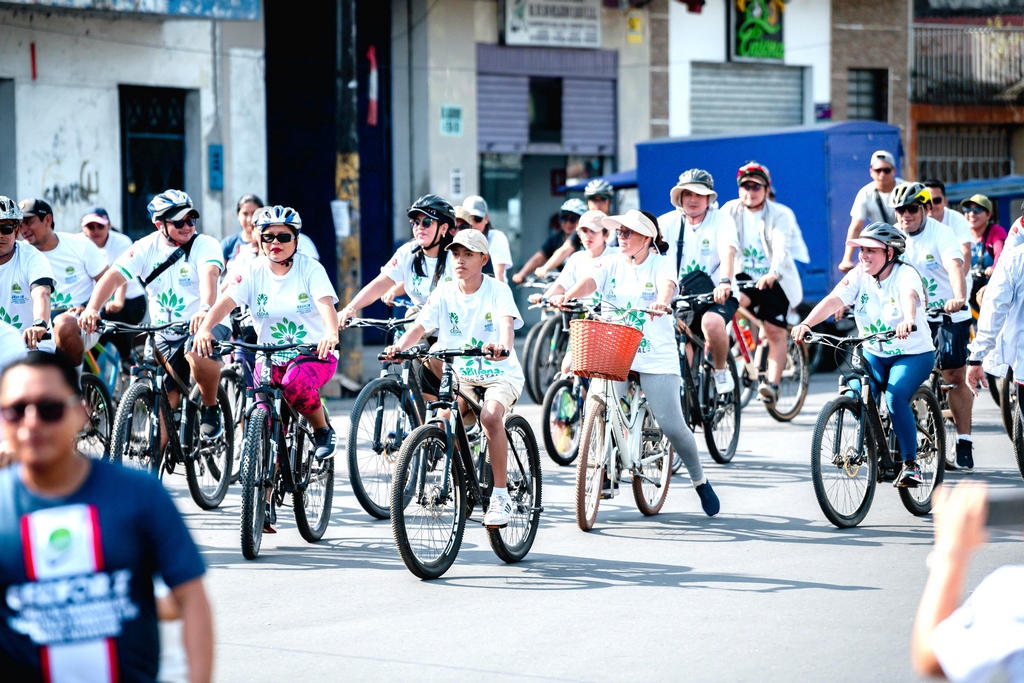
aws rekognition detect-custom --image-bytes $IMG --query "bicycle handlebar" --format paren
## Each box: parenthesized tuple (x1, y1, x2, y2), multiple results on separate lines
(379, 345, 510, 363)
(100, 320, 190, 336)
(802, 326, 916, 346)
(518, 273, 559, 289)
(345, 316, 416, 330)
(672, 293, 716, 310)
(214, 340, 319, 356)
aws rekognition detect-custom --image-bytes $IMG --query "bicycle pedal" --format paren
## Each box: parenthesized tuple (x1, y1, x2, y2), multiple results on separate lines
(484, 522, 508, 529)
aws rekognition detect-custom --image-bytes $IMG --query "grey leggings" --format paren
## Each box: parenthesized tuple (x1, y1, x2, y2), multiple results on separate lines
(594, 372, 704, 485)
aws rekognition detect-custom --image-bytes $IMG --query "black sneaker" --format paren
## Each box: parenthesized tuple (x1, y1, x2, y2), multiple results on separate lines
(200, 404, 223, 439)
(600, 477, 619, 499)
(263, 502, 277, 534)
(955, 439, 974, 470)
(313, 427, 336, 461)
(898, 461, 923, 488)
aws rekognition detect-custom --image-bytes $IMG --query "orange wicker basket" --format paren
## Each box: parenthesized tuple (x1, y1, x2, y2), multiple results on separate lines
(569, 318, 644, 382)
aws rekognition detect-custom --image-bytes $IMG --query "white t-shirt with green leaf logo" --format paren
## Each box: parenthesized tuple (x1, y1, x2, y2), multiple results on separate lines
(739, 208, 770, 277)
(833, 262, 934, 357)
(225, 253, 338, 363)
(0, 243, 54, 329)
(903, 217, 971, 324)
(415, 276, 525, 389)
(114, 232, 227, 338)
(591, 253, 680, 376)
(42, 232, 107, 311)
(380, 241, 455, 304)
(661, 208, 739, 282)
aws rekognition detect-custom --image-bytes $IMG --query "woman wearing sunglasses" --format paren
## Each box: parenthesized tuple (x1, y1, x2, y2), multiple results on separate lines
(338, 194, 455, 327)
(962, 194, 1006, 286)
(557, 209, 721, 518)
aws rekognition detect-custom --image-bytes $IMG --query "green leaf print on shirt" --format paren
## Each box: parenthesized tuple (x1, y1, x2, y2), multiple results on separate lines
(270, 318, 307, 344)
(0, 307, 21, 329)
(467, 336, 494, 371)
(923, 277, 938, 301)
(156, 291, 187, 320)
(681, 260, 703, 274)
(862, 319, 896, 349)
(50, 290, 73, 310)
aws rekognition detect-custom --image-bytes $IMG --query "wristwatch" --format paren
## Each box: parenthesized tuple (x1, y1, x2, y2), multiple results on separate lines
(719, 278, 732, 285)
(967, 359, 982, 366)
(31, 318, 50, 330)
(199, 304, 212, 313)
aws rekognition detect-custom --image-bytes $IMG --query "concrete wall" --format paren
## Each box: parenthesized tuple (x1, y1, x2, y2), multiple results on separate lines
(668, 0, 832, 136)
(0, 7, 264, 237)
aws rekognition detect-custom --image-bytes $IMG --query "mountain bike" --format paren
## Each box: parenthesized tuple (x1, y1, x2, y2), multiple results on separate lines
(105, 321, 234, 509)
(731, 282, 810, 422)
(672, 293, 742, 468)
(804, 329, 944, 528)
(388, 345, 541, 580)
(519, 273, 559, 403)
(344, 314, 422, 519)
(999, 368, 1018, 438)
(214, 339, 335, 560)
(531, 298, 588, 467)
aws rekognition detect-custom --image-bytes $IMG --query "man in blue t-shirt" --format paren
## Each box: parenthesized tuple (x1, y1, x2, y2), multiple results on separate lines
(0, 351, 213, 682)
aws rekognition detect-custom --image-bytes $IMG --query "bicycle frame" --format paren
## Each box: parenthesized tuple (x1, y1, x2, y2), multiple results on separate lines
(590, 378, 652, 482)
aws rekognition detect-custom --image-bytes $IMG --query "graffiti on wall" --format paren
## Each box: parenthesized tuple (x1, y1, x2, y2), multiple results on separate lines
(39, 161, 102, 227)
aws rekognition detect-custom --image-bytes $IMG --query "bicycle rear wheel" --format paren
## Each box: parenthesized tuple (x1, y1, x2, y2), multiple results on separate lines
(530, 315, 565, 402)
(632, 407, 671, 516)
(1000, 368, 1017, 438)
(575, 399, 608, 531)
(899, 387, 945, 517)
(184, 386, 234, 510)
(77, 373, 112, 461)
(765, 337, 810, 422)
(347, 378, 416, 519)
(239, 407, 269, 560)
(703, 360, 741, 464)
(488, 414, 542, 563)
(219, 365, 246, 484)
(1013, 399, 1024, 480)
(810, 395, 876, 528)
(522, 320, 544, 403)
(541, 377, 583, 466)
(294, 409, 335, 542)
(390, 425, 466, 579)
(109, 382, 160, 473)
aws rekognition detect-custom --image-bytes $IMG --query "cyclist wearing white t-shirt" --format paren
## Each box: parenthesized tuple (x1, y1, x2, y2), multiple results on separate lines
(80, 190, 227, 440)
(891, 183, 975, 469)
(840, 150, 904, 272)
(339, 194, 455, 326)
(0, 197, 54, 350)
(923, 180, 972, 276)
(463, 196, 513, 283)
(529, 209, 617, 306)
(558, 209, 720, 516)
(383, 229, 525, 527)
(794, 222, 935, 487)
(659, 169, 741, 395)
(18, 199, 107, 366)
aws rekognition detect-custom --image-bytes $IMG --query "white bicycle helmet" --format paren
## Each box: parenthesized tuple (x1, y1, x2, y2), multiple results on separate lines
(584, 179, 614, 200)
(147, 189, 198, 223)
(0, 196, 22, 223)
(560, 198, 587, 217)
(253, 205, 302, 233)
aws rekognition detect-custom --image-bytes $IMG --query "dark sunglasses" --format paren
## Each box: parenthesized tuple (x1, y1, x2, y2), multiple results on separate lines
(0, 224, 17, 235)
(82, 223, 108, 231)
(872, 167, 894, 175)
(895, 204, 921, 215)
(471, 215, 486, 223)
(560, 212, 580, 223)
(260, 233, 296, 244)
(616, 228, 635, 239)
(167, 217, 196, 229)
(962, 205, 988, 214)
(1, 397, 79, 423)
(740, 182, 765, 192)
(931, 196, 945, 204)
(410, 216, 435, 229)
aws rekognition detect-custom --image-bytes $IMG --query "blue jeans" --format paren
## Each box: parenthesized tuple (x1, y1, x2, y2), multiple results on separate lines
(862, 351, 936, 462)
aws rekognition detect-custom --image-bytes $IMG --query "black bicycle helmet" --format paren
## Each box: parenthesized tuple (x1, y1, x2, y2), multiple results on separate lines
(408, 194, 455, 229)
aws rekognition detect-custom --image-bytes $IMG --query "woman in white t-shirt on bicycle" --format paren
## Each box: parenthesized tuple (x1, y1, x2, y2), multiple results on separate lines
(792, 222, 935, 488)
(557, 209, 721, 517)
(338, 195, 455, 326)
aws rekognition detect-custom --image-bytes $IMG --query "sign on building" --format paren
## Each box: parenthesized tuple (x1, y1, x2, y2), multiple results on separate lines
(504, 0, 601, 49)
(440, 105, 463, 137)
(730, 0, 785, 62)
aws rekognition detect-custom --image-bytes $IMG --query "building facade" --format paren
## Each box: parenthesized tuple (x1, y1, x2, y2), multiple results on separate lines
(0, 1, 265, 240)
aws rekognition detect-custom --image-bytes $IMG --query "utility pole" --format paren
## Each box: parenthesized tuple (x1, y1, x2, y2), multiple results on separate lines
(336, 0, 362, 386)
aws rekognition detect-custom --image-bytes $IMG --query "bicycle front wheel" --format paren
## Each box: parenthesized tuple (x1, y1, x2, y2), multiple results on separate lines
(1013, 399, 1024, 480)
(239, 407, 269, 560)
(219, 365, 246, 484)
(184, 386, 234, 510)
(632, 407, 672, 516)
(810, 395, 876, 528)
(390, 425, 467, 580)
(575, 399, 609, 531)
(294, 409, 335, 542)
(530, 315, 564, 402)
(1000, 368, 1017, 438)
(488, 414, 542, 563)
(77, 373, 113, 461)
(541, 377, 583, 466)
(347, 378, 416, 519)
(899, 387, 945, 517)
(766, 338, 810, 422)
(109, 382, 160, 473)
(521, 320, 545, 403)
(704, 360, 741, 464)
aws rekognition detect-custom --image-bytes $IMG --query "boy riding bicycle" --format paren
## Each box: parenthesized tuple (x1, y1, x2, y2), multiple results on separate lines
(383, 229, 525, 527)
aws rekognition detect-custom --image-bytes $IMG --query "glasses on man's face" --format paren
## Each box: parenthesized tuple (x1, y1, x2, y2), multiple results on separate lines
(471, 215, 486, 224)
(740, 182, 765, 192)
(260, 233, 296, 244)
(895, 204, 922, 216)
(871, 167, 894, 175)
(616, 228, 635, 240)
(1, 397, 79, 423)
(559, 213, 580, 223)
(167, 217, 196, 230)
(962, 205, 988, 215)
(0, 224, 17, 236)
(931, 196, 945, 205)
(410, 216, 435, 229)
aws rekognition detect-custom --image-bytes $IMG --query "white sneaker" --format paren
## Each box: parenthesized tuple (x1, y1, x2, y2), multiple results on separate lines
(713, 369, 735, 395)
(483, 493, 513, 527)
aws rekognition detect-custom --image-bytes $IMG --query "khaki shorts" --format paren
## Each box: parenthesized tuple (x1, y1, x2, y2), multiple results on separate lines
(463, 377, 521, 415)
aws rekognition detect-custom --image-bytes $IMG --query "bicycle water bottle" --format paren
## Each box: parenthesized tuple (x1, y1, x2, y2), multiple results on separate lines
(94, 342, 121, 397)
(738, 318, 756, 352)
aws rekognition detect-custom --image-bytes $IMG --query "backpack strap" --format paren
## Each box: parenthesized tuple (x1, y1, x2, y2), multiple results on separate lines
(873, 189, 895, 224)
(675, 215, 685, 276)
(141, 235, 198, 287)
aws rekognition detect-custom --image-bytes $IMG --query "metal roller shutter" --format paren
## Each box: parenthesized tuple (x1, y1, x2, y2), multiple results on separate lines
(477, 74, 529, 153)
(691, 62, 804, 135)
(562, 78, 616, 156)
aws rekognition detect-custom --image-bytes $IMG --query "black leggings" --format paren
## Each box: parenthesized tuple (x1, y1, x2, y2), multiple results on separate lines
(99, 295, 147, 362)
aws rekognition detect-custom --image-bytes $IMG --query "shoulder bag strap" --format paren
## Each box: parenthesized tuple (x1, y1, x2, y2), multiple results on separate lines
(675, 216, 685, 276)
(141, 235, 197, 287)
(873, 189, 895, 224)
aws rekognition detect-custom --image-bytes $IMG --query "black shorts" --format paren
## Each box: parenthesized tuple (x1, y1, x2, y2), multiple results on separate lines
(693, 295, 739, 331)
(738, 278, 790, 328)
(155, 326, 230, 386)
(928, 318, 972, 370)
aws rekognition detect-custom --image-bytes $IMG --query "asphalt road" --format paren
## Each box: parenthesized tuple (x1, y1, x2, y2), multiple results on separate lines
(166, 373, 1024, 682)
